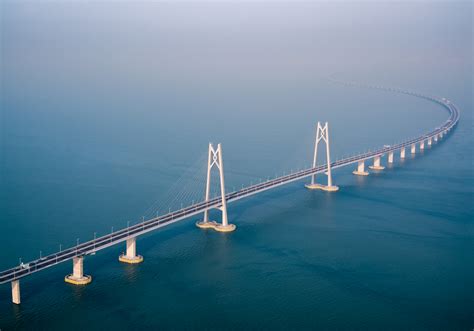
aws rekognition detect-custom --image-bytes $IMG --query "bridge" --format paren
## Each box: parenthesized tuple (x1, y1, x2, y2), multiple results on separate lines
(0, 83, 460, 305)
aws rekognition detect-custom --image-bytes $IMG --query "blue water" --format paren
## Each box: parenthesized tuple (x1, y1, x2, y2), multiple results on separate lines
(1, 2, 473, 330)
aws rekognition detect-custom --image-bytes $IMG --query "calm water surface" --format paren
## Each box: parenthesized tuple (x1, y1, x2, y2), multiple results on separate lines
(1, 2, 473, 330)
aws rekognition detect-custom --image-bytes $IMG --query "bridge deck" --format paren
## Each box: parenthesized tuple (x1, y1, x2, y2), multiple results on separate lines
(0, 86, 459, 285)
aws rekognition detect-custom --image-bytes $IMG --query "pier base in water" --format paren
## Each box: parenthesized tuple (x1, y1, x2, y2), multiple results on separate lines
(119, 255, 144, 264)
(353, 170, 369, 176)
(305, 183, 339, 192)
(196, 220, 236, 232)
(65, 274, 92, 285)
(369, 165, 385, 170)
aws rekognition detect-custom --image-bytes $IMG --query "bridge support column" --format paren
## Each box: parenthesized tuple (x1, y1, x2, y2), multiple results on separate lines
(400, 147, 406, 159)
(420, 140, 425, 150)
(388, 151, 394, 163)
(65, 256, 92, 285)
(305, 122, 339, 191)
(434, 135, 438, 142)
(353, 160, 369, 176)
(119, 237, 143, 264)
(196, 143, 236, 232)
(369, 155, 385, 170)
(411, 143, 416, 154)
(428, 137, 432, 146)
(11, 280, 20, 304)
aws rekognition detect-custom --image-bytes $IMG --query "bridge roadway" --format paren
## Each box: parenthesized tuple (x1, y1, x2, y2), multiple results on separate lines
(0, 86, 460, 285)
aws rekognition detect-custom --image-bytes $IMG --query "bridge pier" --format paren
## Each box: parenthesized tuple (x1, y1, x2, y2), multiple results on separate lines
(369, 155, 385, 170)
(388, 151, 394, 163)
(434, 135, 438, 142)
(119, 237, 143, 264)
(353, 160, 369, 176)
(420, 140, 425, 150)
(428, 137, 432, 146)
(11, 280, 20, 304)
(196, 143, 236, 232)
(305, 122, 339, 191)
(65, 256, 92, 285)
(411, 143, 416, 154)
(400, 147, 406, 159)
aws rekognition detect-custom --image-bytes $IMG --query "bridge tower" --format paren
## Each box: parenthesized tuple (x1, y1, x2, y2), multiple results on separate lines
(196, 143, 236, 232)
(305, 122, 339, 191)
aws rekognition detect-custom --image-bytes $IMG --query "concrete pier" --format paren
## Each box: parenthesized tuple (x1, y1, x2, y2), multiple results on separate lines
(12, 280, 20, 304)
(434, 135, 438, 142)
(119, 237, 144, 263)
(420, 140, 425, 150)
(388, 151, 394, 163)
(428, 137, 432, 146)
(353, 160, 369, 176)
(411, 143, 416, 154)
(65, 256, 92, 285)
(400, 147, 406, 159)
(369, 155, 385, 170)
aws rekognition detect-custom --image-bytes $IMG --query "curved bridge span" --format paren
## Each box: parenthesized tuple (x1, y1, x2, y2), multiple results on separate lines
(0, 84, 460, 305)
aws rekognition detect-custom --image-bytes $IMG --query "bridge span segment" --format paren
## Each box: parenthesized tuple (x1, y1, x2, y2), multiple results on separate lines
(0, 85, 460, 305)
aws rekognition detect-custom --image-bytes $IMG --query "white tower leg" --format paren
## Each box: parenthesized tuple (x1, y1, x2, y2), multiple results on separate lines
(353, 160, 369, 176)
(305, 122, 339, 191)
(65, 256, 92, 285)
(428, 137, 432, 146)
(388, 151, 394, 163)
(12, 280, 20, 305)
(369, 155, 385, 170)
(420, 140, 425, 150)
(400, 147, 406, 159)
(434, 135, 438, 142)
(119, 237, 143, 264)
(196, 143, 236, 232)
(411, 143, 416, 154)
(202, 144, 213, 224)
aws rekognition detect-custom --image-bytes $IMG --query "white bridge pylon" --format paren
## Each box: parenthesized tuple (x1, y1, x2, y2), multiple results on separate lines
(196, 143, 236, 232)
(305, 122, 339, 192)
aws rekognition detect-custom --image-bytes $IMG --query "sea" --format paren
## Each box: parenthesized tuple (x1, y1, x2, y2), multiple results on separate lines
(0, 1, 472, 330)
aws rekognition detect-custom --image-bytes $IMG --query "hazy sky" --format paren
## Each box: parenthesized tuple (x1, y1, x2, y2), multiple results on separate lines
(2, 1, 472, 86)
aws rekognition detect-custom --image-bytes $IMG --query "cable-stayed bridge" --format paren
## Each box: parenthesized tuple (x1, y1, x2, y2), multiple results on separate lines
(0, 84, 460, 305)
